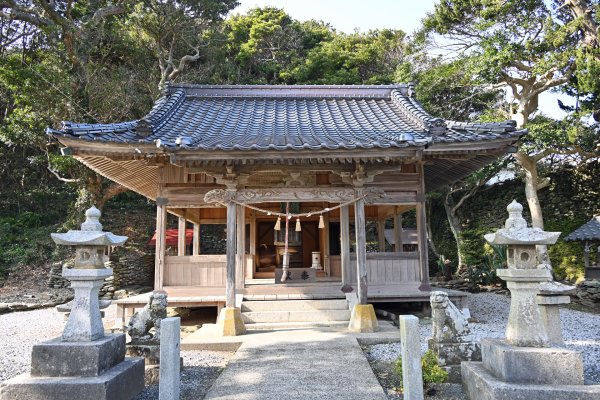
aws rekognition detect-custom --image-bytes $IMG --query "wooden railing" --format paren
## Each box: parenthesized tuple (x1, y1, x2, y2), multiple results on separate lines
(164, 255, 227, 286)
(348, 252, 420, 285)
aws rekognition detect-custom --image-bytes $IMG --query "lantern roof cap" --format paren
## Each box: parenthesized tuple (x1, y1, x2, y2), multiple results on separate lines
(485, 200, 560, 245)
(51, 206, 128, 247)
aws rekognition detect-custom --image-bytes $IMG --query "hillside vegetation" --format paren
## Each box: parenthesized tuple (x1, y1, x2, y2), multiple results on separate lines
(0, 1, 599, 292)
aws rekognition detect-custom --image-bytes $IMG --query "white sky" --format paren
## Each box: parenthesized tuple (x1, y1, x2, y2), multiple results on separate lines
(233, 0, 572, 119)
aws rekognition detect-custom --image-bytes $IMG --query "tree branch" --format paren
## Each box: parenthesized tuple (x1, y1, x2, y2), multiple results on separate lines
(47, 166, 79, 183)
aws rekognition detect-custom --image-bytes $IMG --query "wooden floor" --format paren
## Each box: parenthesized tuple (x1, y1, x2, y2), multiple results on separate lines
(114, 281, 469, 310)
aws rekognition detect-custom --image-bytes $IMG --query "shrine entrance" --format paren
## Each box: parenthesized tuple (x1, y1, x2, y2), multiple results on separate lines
(255, 220, 322, 278)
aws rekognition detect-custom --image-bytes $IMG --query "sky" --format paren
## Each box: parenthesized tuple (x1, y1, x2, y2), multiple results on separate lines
(233, 0, 572, 120)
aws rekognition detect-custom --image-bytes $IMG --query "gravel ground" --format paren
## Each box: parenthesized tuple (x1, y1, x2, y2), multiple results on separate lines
(0, 307, 64, 382)
(133, 350, 234, 400)
(0, 305, 233, 400)
(2, 292, 598, 399)
(366, 292, 600, 390)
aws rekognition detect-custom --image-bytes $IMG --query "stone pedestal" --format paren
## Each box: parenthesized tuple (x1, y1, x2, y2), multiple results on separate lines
(462, 339, 599, 399)
(496, 268, 552, 347)
(348, 304, 378, 333)
(216, 307, 246, 336)
(126, 344, 160, 385)
(62, 268, 112, 342)
(0, 334, 144, 400)
(462, 362, 600, 400)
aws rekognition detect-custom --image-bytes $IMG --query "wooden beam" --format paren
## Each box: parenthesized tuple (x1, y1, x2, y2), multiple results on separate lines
(226, 198, 237, 308)
(192, 223, 200, 256)
(154, 203, 167, 290)
(340, 205, 351, 288)
(178, 216, 186, 256)
(354, 190, 368, 304)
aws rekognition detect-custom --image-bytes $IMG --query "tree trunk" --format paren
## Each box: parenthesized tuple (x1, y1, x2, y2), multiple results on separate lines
(443, 193, 465, 272)
(426, 200, 440, 260)
(513, 108, 550, 265)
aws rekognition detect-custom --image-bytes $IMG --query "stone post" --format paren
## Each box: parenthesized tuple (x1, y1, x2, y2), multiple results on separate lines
(400, 315, 424, 400)
(159, 317, 181, 400)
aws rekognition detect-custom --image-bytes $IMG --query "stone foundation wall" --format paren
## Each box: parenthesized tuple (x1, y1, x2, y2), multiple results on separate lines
(570, 280, 600, 309)
(48, 255, 154, 300)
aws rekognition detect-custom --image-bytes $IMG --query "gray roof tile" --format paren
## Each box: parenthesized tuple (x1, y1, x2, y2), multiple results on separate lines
(564, 217, 600, 242)
(48, 84, 525, 151)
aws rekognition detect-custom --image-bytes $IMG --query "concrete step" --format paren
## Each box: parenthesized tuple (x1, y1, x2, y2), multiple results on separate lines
(241, 299, 348, 312)
(244, 321, 350, 331)
(242, 309, 351, 323)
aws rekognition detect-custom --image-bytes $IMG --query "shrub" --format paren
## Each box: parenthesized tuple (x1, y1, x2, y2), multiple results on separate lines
(394, 350, 448, 390)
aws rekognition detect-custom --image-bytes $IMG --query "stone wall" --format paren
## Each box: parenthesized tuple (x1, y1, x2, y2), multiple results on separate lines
(570, 279, 600, 309)
(48, 255, 154, 300)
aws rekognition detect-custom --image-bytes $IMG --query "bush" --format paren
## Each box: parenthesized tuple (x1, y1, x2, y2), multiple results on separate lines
(394, 350, 448, 390)
(550, 241, 585, 282)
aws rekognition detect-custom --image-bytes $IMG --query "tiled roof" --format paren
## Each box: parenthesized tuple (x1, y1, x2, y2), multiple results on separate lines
(48, 84, 524, 151)
(564, 217, 600, 242)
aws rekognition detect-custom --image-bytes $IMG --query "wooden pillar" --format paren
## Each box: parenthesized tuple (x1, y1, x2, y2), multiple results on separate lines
(154, 201, 167, 290)
(340, 204, 351, 288)
(249, 211, 257, 279)
(394, 212, 403, 252)
(236, 205, 245, 289)
(416, 162, 431, 291)
(178, 216, 186, 256)
(584, 241, 590, 270)
(192, 223, 200, 256)
(377, 219, 386, 252)
(226, 200, 237, 308)
(354, 190, 368, 305)
(323, 212, 331, 276)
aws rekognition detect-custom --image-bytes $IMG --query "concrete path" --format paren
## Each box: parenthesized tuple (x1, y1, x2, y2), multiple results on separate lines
(186, 323, 398, 400)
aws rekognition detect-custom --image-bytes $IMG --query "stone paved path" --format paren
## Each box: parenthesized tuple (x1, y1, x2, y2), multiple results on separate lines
(200, 328, 389, 400)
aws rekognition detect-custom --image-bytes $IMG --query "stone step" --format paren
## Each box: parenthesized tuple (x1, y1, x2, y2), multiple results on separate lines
(241, 309, 351, 323)
(241, 299, 348, 312)
(244, 321, 350, 331)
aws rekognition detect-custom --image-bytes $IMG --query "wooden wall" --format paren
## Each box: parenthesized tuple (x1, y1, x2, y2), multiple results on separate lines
(163, 255, 226, 286)
(347, 252, 420, 285)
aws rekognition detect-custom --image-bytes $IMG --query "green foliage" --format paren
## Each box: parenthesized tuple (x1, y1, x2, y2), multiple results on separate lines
(291, 29, 407, 85)
(466, 243, 505, 285)
(394, 350, 448, 390)
(545, 218, 587, 282)
(458, 228, 489, 268)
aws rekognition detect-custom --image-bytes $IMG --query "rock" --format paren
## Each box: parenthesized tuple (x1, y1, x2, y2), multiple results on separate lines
(113, 290, 128, 300)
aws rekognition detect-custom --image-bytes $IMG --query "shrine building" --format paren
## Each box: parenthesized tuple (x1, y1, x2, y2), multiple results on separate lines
(49, 84, 524, 334)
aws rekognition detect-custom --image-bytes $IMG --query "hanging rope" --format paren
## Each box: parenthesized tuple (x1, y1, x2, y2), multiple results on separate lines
(222, 193, 369, 219)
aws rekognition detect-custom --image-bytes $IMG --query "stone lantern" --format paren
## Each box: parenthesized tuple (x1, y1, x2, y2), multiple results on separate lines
(483, 200, 560, 347)
(51, 206, 128, 341)
(0, 206, 144, 400)
(460, 200, 600, 400)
